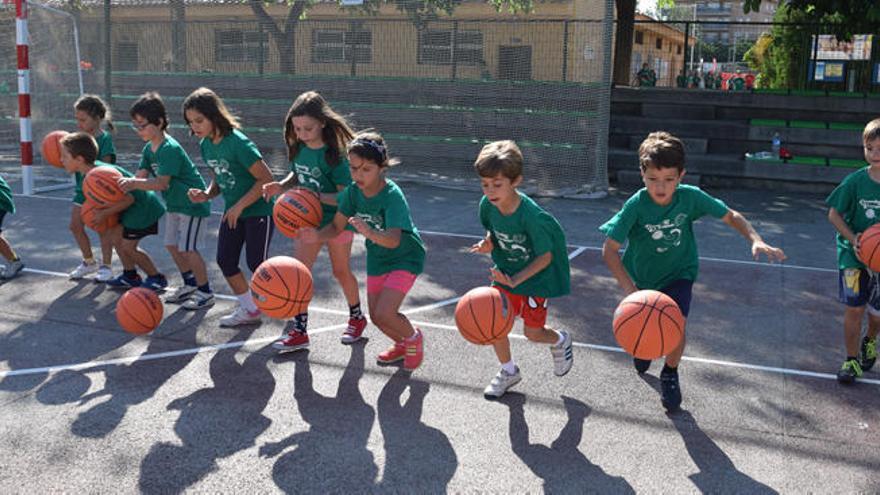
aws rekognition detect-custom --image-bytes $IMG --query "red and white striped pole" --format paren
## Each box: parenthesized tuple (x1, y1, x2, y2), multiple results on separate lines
(15, 0, 33, 195)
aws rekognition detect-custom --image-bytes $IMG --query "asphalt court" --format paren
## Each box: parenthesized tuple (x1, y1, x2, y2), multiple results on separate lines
(0, 178, 878, 493)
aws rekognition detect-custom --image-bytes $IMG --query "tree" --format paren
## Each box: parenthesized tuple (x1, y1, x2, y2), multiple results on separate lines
(743, 1, 880, 39)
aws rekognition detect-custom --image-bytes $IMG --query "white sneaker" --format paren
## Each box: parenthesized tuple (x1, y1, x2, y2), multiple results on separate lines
(166, 285, 197, 303)
(69, 261, 98, 280)
(0, 259, 24, 280)
(95, 265, 114, 282)
(219, 305, 261, 327)
(551, 330, 574, 377)
(484, 367, 522, 399)
(182, 290, 215, 310)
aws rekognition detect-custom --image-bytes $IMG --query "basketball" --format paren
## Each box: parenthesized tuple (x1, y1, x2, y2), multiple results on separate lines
(613, 290, 685, 360)
(454, 286, 516, 345)
(83, 166, 125, 205)
(116, 288, 163, 335)
(80, 200, 118, 233)
(41, 130, 68, 168)
(273, 188, 323, 238)
(250, 256, 314, 319)
(858, 223, 880, 272)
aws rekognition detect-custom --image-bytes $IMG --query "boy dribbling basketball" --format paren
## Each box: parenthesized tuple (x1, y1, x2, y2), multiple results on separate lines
(600, 131, 785, 411)
(826, 118, 880, 384)
(469, 140, 573, 399)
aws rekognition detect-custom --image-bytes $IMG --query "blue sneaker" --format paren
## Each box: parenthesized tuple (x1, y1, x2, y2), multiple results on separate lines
(106, 273, 142, 289)
(141, 274, 169, 292)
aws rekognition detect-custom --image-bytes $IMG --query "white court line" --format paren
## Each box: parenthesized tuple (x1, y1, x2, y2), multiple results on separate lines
(409, 320, 880, 387)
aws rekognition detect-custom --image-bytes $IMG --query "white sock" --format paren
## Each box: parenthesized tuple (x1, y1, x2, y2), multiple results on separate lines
(553, 330, 565, 347)
(237, 293, 258, 313)
(501, 360, 517, 375)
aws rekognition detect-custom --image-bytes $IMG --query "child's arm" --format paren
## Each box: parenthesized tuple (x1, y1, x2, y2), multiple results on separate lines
(118, 175, 170, 192)
(722, 208, 786, 262)
(320, 185, 345, 207)
(828, 207, 858, 246)
(92, 194, 135, 223)
(348, 216, 401, 249)
(469, 232, 493, 254)
(299, 211, 347, 244)
(261, 171, 296, 201)
(225, 160, 273, 228)
(490, 252, 552, 288)
(602, 237, 638, 294)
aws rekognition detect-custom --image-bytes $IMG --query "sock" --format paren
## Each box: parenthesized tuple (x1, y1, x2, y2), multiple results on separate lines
(123, 269, 138, 279)
(846, 356, 859, 362)
(553, 330, 565, 346)
(294, 312, 308, 332)
(237, 293, 258, 313)
(349, 303, 363, 319)
(662, 364, 678, 375)
(198, 283, 212, 294)
(501, 360, 517, 375)
(84, 257, 96, 265)
(181, 270, 196, 287)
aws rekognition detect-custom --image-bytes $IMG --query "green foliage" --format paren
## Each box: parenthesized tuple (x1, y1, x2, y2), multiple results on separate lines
(742, 3, 812, 89)
(743, 1, 880, 39)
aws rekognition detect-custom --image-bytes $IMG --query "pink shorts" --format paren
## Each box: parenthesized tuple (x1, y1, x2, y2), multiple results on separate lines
(367, 270, 418, 295)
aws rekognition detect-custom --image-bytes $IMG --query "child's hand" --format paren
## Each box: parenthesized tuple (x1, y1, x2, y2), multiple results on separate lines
(117, 177, 137, 192)
(752, 240, 786, 263)
(223, 205, 243, 229)
(298, 227, 318, 244)
(469, 237, 493, 254)
(348, 217, 370, 236)
(262, 182, 283, 202)
(490, 267, 516, 287)
(188, 188, 209, 203)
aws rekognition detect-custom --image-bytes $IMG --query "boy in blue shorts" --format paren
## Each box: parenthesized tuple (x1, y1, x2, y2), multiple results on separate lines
(469, 140, 573, 399)
(827, 118, 880, 383)
(600, 131, 785, 411)
(0, 173, 23, 279)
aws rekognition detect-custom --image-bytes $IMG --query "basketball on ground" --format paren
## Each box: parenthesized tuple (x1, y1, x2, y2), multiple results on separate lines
(250, 256, 314, 319)
(613, 290, 685, 360)
(454, 286, 516, 345)
(116, 288, 163, 335)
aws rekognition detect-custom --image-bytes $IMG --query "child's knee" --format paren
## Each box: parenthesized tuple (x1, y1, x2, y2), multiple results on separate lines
(369, 310, 393, 329)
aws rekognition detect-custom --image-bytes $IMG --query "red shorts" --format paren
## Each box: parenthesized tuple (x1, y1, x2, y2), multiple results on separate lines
(495, 286, 549, 329)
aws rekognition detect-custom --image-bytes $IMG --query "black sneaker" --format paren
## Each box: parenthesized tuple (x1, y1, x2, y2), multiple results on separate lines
(860, 337, 877, 372)
(660, 369, 682, 411)
(837, 358, 863, 384)
(633, 358, 651, 374)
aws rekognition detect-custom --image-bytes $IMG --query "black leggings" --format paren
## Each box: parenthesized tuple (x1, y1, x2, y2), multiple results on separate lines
(216, 215, 274, 277)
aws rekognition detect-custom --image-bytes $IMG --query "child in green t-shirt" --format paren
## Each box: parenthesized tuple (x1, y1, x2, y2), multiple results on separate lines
(69, 94, 117, 282)
(299, 131, 426, 371)
(826, 119, 880, 384)
(60, 132, 168, 291)
(121, 92, 215, 310)
(0, 173, 23, 279)
(468, 140, 573, 399)
(600, 131, 785, 411)
(263, 91, 367, 352)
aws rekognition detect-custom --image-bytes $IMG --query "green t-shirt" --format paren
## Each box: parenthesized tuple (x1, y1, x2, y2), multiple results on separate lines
(290, 145, 351, 228)
(479, 193, 570, 298)
(826, 167, 880, 269)
(599, 185, 729, 290)
(73, 130, 116, 204)
(138, 134, 211, 218)
(0, 174, 14, 214)
(96, 162, 166, 230)
(337, 179, 426, 276)
(199, 129, 273, 218)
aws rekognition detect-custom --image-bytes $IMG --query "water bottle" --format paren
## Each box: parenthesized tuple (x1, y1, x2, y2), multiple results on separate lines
(771, 132, 781, 157)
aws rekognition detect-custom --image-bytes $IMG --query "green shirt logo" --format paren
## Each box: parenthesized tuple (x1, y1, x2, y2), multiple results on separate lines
(207, 158, 236, 191)
(644, 213, 687, 253)
(494, 231, 531, 263)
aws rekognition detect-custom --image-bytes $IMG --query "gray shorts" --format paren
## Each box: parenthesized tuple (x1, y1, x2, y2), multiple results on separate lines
(164, 212, 205, 252)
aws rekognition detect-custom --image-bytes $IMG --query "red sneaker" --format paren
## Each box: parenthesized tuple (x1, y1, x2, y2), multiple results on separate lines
(403, 329, 423, 371)
(341, 316, 367, 344)
(272, 330, 310, 354)
(377, 341, 406, 364)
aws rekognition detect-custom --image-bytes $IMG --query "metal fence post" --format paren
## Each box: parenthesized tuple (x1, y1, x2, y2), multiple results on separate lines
(451, 20, 459, 81)
(103, 0, 111, 104)
(561, 20, 569, 82)
(683, 21, 690, 76)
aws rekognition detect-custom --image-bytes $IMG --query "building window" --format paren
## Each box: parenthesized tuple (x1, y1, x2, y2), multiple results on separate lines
(216, 29, 268, 63)
(116, 42, 138, 71)
(656, 38, 662, 50)
(635, 31, 644, 45)
(312, 29, 372, 63)
(677, 44, 682, 55)
(419, 29, 483, 65)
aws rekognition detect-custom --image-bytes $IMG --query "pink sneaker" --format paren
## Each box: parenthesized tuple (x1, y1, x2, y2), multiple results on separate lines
(403, 329, 424, 371)
(341, 316, 367, 344)
(377, 341, 406, 364)
(272, 331, 310, 353)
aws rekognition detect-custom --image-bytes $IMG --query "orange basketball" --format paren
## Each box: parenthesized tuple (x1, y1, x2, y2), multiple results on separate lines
(858, 223, 880, 272)
(613, 290, 685, 360)
(273, 188, 323, 239)
(83, 166, 125, 205)
(116, 288, 163, 335)
(454, 286, 516, 345)
(250, 256, 314, 319)
(80, 200, 118, 233)
(41, 130, 68, 168)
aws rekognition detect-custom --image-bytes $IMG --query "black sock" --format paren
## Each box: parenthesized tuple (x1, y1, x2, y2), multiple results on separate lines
(123, 269, 138, 278)
(294, 312, 308, 332)
(181, 271, 196, 287)
(847, 356, 858, 362)
(350, 303, 363, 319)
(198, 283, 212, 293)
(662, 364, 678, 374)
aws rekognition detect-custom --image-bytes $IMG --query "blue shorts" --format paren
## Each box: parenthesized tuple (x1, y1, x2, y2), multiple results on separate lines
(656, 279, 694, 318)
(838, 268, 880, 311)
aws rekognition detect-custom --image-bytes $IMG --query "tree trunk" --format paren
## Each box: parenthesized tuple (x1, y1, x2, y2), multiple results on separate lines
(613, 0, 636, 86)
(249, 0, 308, 74)
(170, 0, 186, 72)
